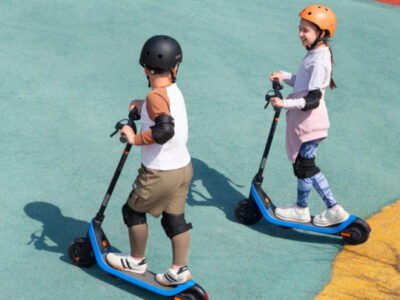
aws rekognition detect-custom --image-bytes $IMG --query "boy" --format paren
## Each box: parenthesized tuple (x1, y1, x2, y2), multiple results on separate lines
(106, 35, 193, 286)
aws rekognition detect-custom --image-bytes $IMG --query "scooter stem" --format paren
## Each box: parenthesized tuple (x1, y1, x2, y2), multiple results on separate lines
(255, 79, 283, 183)
(95, 109, 139, 222)
(255, 110, 281, 183)
(95, 143, 132, 222)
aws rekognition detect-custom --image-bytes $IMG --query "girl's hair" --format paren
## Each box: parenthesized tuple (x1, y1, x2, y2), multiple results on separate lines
(307, 21, 337, 89)
(325, 39, 337, 89)
(305, 21, 337, 89)
(317, 28, 336, 89)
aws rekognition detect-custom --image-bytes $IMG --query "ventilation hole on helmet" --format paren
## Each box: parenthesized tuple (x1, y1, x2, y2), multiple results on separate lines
(146, 51, 150, 56)
(158, 54, 162, 59)
(325, 8, 328, 11)
(308, 12, 312, 15)
(318, 6, 321, 8)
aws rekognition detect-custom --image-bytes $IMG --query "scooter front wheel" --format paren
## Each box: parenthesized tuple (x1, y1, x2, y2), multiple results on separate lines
(235, 198, 262, 225)
(68, 237, 96, 268)
(174, 283, 209, 300)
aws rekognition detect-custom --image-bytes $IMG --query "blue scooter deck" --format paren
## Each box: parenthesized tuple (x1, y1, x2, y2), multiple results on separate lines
(251, 183, 356, 234)
(88, 222, 196, 297)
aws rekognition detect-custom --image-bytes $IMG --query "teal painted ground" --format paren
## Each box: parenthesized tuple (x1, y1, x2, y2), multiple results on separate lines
(1, 0, 399, 299)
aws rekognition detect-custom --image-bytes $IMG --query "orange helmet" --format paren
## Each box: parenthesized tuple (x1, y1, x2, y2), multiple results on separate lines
(299, 5, 337, 37)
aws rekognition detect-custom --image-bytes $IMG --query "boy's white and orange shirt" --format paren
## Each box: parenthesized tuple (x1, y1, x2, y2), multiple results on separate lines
(134, 83, 190, 171)
(133, 86, 171, 145)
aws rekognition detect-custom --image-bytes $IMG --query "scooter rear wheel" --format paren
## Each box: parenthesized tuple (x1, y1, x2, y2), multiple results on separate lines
(235, 198, 262, 225)
(341, 224, 369, 245)
(68, 237, 96, 268)
(174, 283, 208, 300)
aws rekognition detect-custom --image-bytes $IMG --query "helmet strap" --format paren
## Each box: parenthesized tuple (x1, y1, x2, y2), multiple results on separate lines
(306, 31, 322, 50)
(147, 76, 151, 87)
(306, 31, 329, 51)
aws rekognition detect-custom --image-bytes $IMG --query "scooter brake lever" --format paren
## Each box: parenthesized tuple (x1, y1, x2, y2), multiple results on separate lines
(110, 119, 128, 138)
(264, 90, 274, 109)
(110, 129, 119, 138)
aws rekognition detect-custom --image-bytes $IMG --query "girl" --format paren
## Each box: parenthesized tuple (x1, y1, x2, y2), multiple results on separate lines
(268, 5, 349, 226)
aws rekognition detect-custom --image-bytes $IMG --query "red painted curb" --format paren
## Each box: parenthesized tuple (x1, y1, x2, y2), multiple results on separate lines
(375, 0, 400, 5)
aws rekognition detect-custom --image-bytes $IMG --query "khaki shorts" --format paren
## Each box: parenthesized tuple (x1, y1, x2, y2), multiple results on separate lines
(127, 162, 193, 217)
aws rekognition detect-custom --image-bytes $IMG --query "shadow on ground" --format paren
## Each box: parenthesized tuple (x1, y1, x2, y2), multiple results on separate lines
(187, 157, 344, 245)
(24, 201, 164, 300)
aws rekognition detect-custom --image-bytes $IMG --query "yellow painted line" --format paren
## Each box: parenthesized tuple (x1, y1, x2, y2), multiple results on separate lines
(316, 199, 400, 299)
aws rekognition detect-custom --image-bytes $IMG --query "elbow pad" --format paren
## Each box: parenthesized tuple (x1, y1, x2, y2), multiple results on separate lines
(151, 114, 175, 144)
(302, 89, 322, 111)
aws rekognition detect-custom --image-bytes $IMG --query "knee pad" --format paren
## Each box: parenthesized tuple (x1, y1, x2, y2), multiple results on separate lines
(161, 212, 192, 239)
(122, 203, 146, 228)
(293, 155, 320, 179)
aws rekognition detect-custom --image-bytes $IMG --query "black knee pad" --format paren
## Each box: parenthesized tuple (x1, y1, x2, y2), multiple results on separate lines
(122, 203, 146, 228)
(293, 155, 320, 179)
(161, 212, 192, 239)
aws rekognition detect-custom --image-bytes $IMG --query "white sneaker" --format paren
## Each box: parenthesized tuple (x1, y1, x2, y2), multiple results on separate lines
(105, 253, 147, 274)
(313, 205, 349, 227)
(274, 203, 311, 223)
(155, 265, 192, 286)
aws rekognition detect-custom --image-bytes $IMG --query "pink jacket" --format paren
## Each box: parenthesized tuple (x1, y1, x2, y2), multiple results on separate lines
(285, 90, 330, 163)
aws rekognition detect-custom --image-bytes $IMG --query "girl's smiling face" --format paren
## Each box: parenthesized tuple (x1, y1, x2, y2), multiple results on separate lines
(299, 19, 320, 47)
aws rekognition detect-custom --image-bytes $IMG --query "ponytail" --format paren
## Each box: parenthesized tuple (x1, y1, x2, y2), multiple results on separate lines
(327, 44, 337, 89)
(309, 26, 337, 89)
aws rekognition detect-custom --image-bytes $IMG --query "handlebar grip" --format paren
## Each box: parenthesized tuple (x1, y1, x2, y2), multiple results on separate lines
(272, 78, 283, 99)
(272, 78, 283, 91)
(129, 107, 141, 121)
(119, 134, 128, 143)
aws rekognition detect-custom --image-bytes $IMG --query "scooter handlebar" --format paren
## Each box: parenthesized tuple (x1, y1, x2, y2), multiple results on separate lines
(119, 119, 137, 144)
(272, 78, 283, 99)
(111, 107, 140, 143)
(265, 78, 284, 111)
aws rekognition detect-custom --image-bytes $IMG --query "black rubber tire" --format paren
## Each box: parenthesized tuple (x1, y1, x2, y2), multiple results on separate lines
(173, 293, 196, 300)
(68, 237, 96, 268)
(342, 224, 370, 245)
(174, 284, 208, 300)
(235, 198, 262, 225)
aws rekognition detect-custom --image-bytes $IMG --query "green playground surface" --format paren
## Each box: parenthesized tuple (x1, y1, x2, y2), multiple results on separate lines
(1, 0, 399, 299)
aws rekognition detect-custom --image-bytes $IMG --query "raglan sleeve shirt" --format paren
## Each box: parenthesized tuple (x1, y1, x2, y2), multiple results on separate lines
(281, 71, 297, 87)
(133, 91, 171, 145)
(281, 49, 331, 111)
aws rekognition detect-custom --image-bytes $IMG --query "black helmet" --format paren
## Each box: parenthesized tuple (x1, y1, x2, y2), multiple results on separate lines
(139, 35, 182, 74)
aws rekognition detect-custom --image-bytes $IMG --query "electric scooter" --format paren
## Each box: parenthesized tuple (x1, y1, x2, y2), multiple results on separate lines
(235, 79, 370, 245)
(68, 109, 208, 300)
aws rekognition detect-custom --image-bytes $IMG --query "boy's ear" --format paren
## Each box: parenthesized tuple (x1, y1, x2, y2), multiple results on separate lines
(144, 68, 150, 76)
